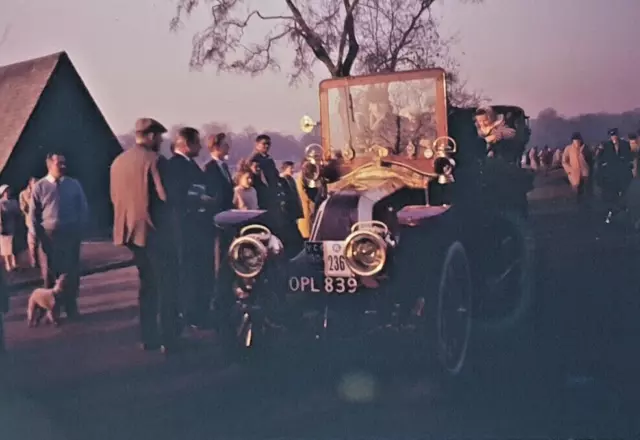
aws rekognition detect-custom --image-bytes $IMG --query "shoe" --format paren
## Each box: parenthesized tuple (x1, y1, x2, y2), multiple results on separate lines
(160, 340, 184, 355)
(160, 344, 179, 355)
(66, 310, 81, 321)
(139, 342, 160, 351)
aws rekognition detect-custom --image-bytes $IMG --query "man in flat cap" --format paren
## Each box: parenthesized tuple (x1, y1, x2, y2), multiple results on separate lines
(596, 128, 633, 223)
(110, 118, 178, 352)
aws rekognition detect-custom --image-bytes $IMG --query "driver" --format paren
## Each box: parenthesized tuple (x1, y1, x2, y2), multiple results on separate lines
(474, 106, 518, 164)
(359, 87, 400, 152)
(400, 104, 437, 149)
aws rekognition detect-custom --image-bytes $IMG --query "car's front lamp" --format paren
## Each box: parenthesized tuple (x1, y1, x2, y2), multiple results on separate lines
(343, 224, 388, 277)
(228, 224, 279, 278)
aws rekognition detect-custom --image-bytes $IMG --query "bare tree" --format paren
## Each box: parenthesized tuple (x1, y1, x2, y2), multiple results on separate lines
(356, 0, 451, 73)
(200, 121, 230, 137)
(354, 0, 485, 106)
(171, 0, 481, 91)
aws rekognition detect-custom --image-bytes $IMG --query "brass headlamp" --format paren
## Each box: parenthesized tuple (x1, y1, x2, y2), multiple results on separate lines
(228, 225, 281, 278)
(343, 221, 392, 277)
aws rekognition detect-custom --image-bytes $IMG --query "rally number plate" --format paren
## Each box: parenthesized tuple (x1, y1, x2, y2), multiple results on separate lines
(322, 241, 353, 277)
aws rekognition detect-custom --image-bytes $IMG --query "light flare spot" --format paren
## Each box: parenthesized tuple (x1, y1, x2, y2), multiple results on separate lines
(337, 371, 377, 403)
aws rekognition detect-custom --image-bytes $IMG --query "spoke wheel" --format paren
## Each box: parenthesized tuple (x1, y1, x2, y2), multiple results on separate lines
(221, 306, 268, 364)
(237, 312, 253, 348)
(414, 241, 473, 377)
(475, 211, 535, 331)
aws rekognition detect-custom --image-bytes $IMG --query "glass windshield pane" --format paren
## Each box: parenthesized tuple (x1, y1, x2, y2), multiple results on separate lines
(326, 77, 439, 158)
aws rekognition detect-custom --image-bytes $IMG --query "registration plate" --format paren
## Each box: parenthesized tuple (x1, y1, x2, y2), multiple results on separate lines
(321, 241, 353, 277)
(288, 275, 358, 294)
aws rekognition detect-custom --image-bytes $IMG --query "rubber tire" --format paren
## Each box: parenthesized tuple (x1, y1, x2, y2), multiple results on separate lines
(220, 308, 269, 366)
(427, 241, 473, 378)
(473, 209, 535, 333)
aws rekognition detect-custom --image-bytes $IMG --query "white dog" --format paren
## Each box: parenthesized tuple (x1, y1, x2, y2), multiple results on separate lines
(27, 275, 66, 327)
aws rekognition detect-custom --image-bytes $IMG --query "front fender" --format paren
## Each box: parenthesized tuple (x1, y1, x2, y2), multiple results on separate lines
(214, 209, 269, 232)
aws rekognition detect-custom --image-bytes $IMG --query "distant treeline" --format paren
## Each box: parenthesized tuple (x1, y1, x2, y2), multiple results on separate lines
(530, 107, 640, 149)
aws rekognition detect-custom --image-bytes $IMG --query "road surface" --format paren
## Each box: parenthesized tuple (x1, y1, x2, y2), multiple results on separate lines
(1, 192, 640, 439)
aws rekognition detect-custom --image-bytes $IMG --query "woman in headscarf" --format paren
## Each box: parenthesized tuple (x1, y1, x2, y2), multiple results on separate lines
(474, 106, 517, 163)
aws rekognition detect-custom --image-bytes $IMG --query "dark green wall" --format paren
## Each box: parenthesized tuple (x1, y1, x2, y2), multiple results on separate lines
(2, 56, 122, 232)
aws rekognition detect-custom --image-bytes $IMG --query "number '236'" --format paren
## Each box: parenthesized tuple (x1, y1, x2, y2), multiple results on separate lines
(327, 255, 346, 271)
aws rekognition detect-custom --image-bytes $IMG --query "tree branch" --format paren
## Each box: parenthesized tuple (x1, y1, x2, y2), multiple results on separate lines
(284, 0, 336, 74)
(335, 0, 354, 71)
(339, 0, 360, 76)
(172, 0, 484, 100)
(389, 1, 433, 70)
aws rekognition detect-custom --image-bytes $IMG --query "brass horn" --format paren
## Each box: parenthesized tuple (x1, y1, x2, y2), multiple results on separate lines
(302, 143, 324, 188)
(432, 136, 457, 184)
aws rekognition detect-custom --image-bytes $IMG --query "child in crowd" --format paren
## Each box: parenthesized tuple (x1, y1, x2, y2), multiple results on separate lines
(233, 166, 259, 210)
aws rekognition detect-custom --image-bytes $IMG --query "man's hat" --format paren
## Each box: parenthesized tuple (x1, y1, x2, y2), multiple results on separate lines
(571, 132, 583, 141)
(135, 118, 167, 134)
(0, 185, 9, 196)
(608, 128, 619, 136)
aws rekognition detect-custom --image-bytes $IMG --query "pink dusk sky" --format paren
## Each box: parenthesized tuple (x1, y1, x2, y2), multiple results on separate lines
(1, 0, 639, 135)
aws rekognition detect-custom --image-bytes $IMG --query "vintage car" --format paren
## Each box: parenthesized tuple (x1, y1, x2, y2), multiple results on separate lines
(214, 68, 535, 377)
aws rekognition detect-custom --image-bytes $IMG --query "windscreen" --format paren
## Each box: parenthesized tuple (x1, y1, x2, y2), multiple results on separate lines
(325, 76, 440, 159)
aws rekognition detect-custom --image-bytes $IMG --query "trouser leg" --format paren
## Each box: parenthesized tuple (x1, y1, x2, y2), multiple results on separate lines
(45, 230, 81, 317)
(27, 233, 38, 267)
(158, 271, 179, 345)
(180, 234, 213, 327)
(148, 237, 179, 346)
(37, 232, 56, 289)
(213, 231, 234, 314)
(178, 246, 198, 326)
(61, 234, 81, 317)
(130, 246, 160, 345)
(194, 231, 215, 322)
(0, 313, 5, 353)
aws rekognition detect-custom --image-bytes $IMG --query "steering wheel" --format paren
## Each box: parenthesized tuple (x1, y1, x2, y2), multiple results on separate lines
(432, 136, 458, 154)
(239, 224, 272, 242)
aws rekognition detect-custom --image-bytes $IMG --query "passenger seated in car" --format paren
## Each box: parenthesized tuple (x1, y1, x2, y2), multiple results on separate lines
(474, 106, 518, 163)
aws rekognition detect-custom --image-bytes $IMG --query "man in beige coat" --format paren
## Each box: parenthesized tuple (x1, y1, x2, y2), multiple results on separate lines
(110, 118, 179, 353)
(562, 132, 590, 203)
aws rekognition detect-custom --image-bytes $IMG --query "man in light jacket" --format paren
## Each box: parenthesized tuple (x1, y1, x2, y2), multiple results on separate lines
(29, 154, 88, 319)
(562, 132, 590, 204)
